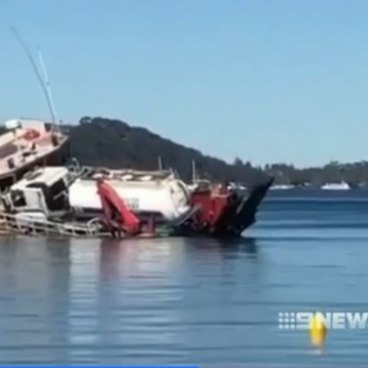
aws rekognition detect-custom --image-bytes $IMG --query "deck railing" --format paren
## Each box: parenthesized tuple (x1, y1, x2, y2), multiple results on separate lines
(0, 212, 102, 238)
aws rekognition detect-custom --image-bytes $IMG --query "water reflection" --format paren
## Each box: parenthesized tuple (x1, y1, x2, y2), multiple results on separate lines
(183, 236, 259, 261)
(98, 237, 183, 280)
(95, 238, 190, 363)
(45, 237, 71, 363)
(0, 235, 266, 365)
(96, 236, 260, 285)
(1, 193, 368, 365)
(99, 239, 122, 281)
(213, 236, 258, 256)
(0, 237, 73, 364)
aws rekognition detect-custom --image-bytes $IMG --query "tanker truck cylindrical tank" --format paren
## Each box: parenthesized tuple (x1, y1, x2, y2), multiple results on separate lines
(68, 178, 191, 222)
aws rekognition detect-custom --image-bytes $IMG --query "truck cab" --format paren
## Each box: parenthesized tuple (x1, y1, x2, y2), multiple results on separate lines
(2, 166, 75, 221)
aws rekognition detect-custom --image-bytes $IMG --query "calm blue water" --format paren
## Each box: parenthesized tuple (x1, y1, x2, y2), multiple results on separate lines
(1, 190, 368, 366)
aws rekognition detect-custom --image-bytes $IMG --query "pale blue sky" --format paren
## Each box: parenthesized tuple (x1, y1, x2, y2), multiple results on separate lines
(0, 0, 368, 167)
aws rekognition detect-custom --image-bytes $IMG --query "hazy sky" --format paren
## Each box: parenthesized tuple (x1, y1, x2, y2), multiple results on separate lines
(1, 0, 368, 167)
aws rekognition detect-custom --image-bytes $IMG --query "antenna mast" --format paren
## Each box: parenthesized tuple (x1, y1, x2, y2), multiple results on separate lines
(10, 26, 58, 128)
(158, 156, 163, 170)
(38, 47, 58, 127)
(192, 159, 197, 183)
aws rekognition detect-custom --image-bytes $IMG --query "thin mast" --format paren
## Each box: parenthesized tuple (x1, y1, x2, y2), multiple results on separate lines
(157, 156, 163, 170)
(10, 26, 57, 128)
(38, 47, 58, 128)
(192, 159, 197, 183)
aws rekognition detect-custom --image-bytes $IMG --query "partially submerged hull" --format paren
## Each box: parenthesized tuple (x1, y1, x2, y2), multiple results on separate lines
(171, 178, 273, 237)
(95, 176, 273, 238)
(0, 164, 273, 239)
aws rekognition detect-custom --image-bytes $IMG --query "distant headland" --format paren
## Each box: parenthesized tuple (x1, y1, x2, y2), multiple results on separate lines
(56, 117, 368, 188)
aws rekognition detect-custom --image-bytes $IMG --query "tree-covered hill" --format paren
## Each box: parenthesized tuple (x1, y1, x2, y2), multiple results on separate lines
(60, 116, 368, 187)
(64, 117, 268, 185)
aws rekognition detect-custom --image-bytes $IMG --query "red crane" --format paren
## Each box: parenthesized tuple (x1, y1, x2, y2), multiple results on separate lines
(96, 178, 140, 237)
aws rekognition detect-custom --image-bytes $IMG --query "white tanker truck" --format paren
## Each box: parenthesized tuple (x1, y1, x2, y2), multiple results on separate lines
(1, 166, 192, 225)
(68, 168, 192, 223)
(0, 164, 273, 238)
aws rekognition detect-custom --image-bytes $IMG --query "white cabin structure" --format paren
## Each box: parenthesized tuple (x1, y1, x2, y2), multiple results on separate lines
(0, 119, 69, 190)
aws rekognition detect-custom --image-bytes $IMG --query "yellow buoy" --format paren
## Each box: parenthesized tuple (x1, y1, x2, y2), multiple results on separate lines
(309, 312, 327, 347)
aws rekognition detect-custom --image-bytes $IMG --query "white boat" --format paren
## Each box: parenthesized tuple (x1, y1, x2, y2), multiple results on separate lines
(1, 165, 192, 225)
(270, 184, 294, 190)
(0, 30, 70, 191)
(0, 119, 69, 190)
(321, 182, 350, 190)
(227, 182, 247, 191)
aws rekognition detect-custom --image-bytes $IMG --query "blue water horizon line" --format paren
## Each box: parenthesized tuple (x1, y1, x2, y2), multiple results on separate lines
(0, 366, 200, 368)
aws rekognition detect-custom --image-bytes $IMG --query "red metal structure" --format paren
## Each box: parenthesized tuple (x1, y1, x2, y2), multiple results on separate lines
(190, 184, 229, 233)
(178, 178, 274, 237)
(96, 179, 140, 237)
(96, 176, 273, 238)
(23, 129, 41, 141)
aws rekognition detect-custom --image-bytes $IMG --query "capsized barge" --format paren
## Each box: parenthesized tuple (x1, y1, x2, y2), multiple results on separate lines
(0, 164, 273, 239)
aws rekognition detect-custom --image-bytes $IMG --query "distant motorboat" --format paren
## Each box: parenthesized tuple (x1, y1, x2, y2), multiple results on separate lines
(321, 181, 350, 190)
(270, 184, 294, 190)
